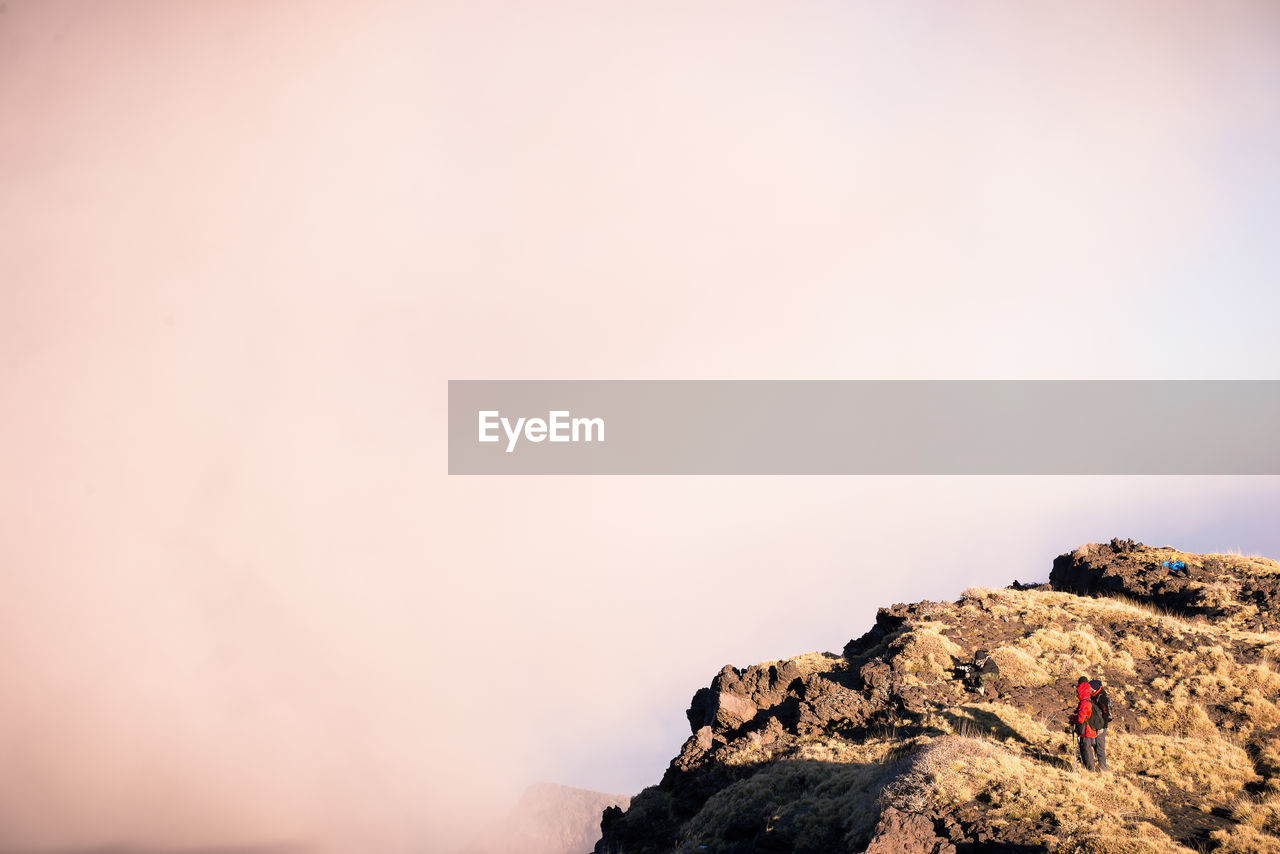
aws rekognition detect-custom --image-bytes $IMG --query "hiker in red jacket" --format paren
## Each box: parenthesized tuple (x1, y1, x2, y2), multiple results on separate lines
(1074, 677, 1099, 772)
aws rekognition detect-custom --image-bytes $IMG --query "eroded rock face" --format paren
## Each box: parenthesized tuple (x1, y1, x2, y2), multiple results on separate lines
(1049, 538, 1150, 599)
(677, 604, 961, 759)
(685, 661, 805, 733)
(795, 673, 871, 735)
(712, 690, 757, 730)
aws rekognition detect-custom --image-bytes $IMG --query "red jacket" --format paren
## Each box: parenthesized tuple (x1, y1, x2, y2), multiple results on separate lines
(1075, 682, 1097, 738)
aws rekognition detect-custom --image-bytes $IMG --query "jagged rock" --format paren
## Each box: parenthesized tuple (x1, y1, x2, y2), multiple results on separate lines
(712, 664, 743, 692)
(716, 661, 801, 711)
(864, 808, 956, 854)
(686, 660, 806, 734)
(845, 609, 909, 658)
(794, 673, 871, 734)
(686, 687, 713, 733)
(896, 683, 931, 714)
(940, 816, 964, 843)
(860, 657, 893, 693)
(711, 691, 757, 730)
(596, 805, 625, 854)
(757, 715, 785, 744)
(672, 726, 723, 772)
(686, 684, 758, 733)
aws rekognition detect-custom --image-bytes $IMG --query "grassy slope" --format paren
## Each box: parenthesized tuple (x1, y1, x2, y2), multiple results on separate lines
(647, 549, 1280, 854)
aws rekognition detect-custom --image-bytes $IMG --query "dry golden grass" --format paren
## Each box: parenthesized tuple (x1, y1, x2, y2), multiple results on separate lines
(882, 734, 1185, 851)
(1072, 828, 1196, 854)
(1199, 552, 1280, 576)
(1116, 733, 1259, 800)
(886, 622, 964, 683)
(1123, 641, 1280, 739)
(1209, 824, 1280, 853)
(1254, 736, 1280, 794)
(759, 651, 846, 679)
(966, 585, 1208, 638)
(679, 737, 901, 851)
(864, 717, 1273, 852)
(1132, 547, 1280, 577)
(1229, 690, 1280, 731)
(889, 585, 1280, 849)
(1014, 624, 1135, 680)
(926, 701, 1053, 746)
(986, 646, 1054, 688)
(1231, 792, 1280, 834)
(1133, 698, 1216, 738)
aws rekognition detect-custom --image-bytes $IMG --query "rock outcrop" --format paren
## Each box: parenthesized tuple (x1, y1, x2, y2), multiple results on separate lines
(594, 542, 1280, 854)
(1050, 538, 1280, 632)
(862, 807, 955, 854)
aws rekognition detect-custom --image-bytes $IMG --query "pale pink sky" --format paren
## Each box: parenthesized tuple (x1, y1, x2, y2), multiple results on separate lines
(2, 2, 1280, 852)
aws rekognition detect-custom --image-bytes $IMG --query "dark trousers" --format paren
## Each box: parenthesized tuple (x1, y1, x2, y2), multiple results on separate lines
(1094, 729, 1108, 770)
(1077, 736, 1097, 771)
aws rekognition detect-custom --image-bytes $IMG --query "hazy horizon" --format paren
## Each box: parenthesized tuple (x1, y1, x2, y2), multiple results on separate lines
(3, 2, 1280, 852)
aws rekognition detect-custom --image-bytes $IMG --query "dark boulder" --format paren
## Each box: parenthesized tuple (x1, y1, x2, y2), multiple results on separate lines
(863, 808, 956, 854)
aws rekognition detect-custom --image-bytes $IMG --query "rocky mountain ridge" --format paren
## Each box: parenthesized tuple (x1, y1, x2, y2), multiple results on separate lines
(594, 540, 1280, 854)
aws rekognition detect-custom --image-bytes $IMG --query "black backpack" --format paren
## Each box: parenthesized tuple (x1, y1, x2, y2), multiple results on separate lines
(1088, 699, 1106, 732)
(1096, 688, 1113, 724)
(1088, 686, 1113, 730)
